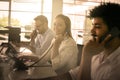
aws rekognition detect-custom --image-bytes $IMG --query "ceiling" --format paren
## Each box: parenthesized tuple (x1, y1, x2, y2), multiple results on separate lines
(0, 0, 120, 4)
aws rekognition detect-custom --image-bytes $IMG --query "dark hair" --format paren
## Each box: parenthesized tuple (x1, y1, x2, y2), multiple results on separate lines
(89, 2, 120, 31)
(34, 15, 48, 24)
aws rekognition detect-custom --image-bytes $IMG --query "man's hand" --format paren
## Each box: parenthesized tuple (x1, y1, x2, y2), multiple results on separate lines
(30, 30, 37, 41)
(83, 34, 111, 56)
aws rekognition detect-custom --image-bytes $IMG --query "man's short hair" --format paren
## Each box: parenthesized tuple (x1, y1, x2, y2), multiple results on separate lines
(34, 15, 48, 23)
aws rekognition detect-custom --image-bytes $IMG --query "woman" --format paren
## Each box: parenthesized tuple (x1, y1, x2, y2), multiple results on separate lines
(49, 14, 78, 74)
(37, 14, 78, 74)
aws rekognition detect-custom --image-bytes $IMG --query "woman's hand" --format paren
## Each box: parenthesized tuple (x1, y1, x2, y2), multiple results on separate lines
(54, 34, 64, 46)
(50, 34, 65, 59)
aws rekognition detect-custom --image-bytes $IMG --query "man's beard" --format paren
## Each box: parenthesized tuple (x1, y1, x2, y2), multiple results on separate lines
(91, 33, 108, 43)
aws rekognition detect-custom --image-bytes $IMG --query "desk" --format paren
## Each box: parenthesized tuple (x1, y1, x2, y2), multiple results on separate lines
(31, 67, 57, 78)
(9, 66, 57, 80)
(0, 62, 11, 80)
(0, 42, 57, 80)
(0, 62, 57, 80)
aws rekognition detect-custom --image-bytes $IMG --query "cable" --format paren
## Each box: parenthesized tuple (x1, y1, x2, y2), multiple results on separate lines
(28, 41, 53, 67)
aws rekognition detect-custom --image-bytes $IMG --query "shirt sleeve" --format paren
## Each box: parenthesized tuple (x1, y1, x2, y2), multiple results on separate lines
(36, 33, 54, 56)
(69, 66, 80, 80)
(33, 30, 54, 56)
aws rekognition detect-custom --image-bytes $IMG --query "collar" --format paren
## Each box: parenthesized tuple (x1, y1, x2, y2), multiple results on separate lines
(100, 46, 120, 64)
(40, 28, 49, 36)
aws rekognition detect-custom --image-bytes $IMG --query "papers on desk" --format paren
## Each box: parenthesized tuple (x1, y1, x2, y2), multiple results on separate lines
(9, 42, 33, 55)
(18, 47, 33, 55)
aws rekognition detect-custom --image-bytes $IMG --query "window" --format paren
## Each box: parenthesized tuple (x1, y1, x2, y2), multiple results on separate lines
(0, 0, 52, 42)
(63, 0, 99, 45)
(0, 1, 9, 27)
(63, 0, 120, 44)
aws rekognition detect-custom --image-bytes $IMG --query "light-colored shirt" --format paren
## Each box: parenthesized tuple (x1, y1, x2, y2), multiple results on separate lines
(51, 37, 78, 74)
(31, 28, 54, 56)
(69, 66, 80, 80)
(91, 46, 120, 80)
(70, 46, 120, 80)
(38, 37, 78, 74)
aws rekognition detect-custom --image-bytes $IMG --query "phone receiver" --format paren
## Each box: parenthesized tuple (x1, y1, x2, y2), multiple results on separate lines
(99, 27, 120, 43)
(109, 27, 120, 37)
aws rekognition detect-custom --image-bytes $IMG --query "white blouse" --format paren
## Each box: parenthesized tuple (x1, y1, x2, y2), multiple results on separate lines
(51, 37, 78, 74)
(38, 37, 78, 74)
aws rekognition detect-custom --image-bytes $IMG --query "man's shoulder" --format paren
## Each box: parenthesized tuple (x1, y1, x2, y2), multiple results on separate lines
(47, 28, 54, 34)
(46, 29, 55, 36)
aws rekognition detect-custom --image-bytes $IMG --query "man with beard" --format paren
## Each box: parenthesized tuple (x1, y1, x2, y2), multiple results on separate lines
(23, 2, 120, 80)
(77, 2, 120, 80)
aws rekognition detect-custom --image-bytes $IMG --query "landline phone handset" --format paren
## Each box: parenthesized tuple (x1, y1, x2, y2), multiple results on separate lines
(100, 27, 120, 43)
(109, 27, 120, 37)
(107, 27, 120, 42)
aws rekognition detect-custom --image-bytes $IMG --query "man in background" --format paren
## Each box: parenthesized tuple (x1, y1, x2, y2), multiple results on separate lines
(29, 15, 54, 56)
(9, 15, 55, 80)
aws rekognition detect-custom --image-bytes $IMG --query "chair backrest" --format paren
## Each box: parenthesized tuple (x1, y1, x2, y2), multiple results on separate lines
(77, 44, 83, 65)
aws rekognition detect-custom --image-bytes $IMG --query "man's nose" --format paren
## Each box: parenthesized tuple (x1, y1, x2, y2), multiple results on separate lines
(91, 27, 95, 33)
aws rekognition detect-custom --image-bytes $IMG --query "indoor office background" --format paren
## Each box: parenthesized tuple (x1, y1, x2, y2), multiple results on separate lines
(0, 0, 120, 45)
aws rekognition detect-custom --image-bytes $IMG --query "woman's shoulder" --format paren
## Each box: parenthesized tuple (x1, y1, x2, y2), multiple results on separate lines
(63, 37, 77, 46)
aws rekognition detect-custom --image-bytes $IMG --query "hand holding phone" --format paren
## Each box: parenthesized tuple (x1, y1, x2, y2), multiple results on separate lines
(30, 30, 37, 41)
(99, 27, 120, 43)
(54, 34, 64, 45)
